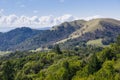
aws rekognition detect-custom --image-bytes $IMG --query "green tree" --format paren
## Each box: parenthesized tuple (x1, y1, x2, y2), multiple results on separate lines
(3, 61, 15, 80)
(99, 48, 116, 63)
(88, 53, 101, 74)
(94, 61, 115, 80)
(116, 35, 120, 45)
(54, 45, 62, 54)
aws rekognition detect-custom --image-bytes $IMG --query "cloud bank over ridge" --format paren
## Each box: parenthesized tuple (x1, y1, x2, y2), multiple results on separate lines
(0, 9, 102, 32)
(0, 14, 77, 29)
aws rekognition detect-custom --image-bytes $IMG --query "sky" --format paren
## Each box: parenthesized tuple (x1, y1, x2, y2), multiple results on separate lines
(0, 0, 120, 32)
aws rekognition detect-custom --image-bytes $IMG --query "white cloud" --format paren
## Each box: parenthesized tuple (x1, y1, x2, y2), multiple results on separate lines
(0, 14, 77, 31)
(0, 13, 104, 32)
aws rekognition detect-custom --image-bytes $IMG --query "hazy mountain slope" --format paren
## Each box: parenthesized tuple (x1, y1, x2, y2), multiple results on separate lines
(57, 18, 120, 49)
(70, 18, 120, 38)
(0, 32, 2, 36)
(11, 20, 85, 51)
(13, 18, 120, 51)
(0, 18, 120, 51)
(0, 27, 43, 51)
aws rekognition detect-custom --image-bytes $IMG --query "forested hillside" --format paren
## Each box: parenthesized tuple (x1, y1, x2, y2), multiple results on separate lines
(0, 35, 120, 80)
(0, 18, 120, 51)
(0, 27, 43, 51)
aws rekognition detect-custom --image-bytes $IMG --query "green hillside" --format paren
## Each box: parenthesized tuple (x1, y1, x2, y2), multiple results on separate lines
(0, 18, 120, 51)
(0, 35, 120, 80)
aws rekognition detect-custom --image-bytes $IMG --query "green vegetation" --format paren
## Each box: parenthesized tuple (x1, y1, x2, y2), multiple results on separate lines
(0, 36, 120, 80)
(53, 45, 62, 54)
(0, 18, 120, 51)
(87, 39, 104, 46)
(0, 51, 11, 56)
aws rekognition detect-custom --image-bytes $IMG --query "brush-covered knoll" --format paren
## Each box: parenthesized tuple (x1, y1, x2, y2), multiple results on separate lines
(12, 20, 85, 51)
(14, 18, 120, 51)
(58, 18, 120, 49)
(0, 18, 120, 51)
(52, 20, 86, 30)
(0, 20, 85, 51)
(70, 18, 120, 38)
(0, 27, 43, 51)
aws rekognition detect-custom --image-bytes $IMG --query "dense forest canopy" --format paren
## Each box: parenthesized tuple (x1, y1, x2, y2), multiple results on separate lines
(0, 35, 120, 80)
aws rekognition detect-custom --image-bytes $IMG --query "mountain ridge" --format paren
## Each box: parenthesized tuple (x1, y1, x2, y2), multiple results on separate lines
(0, 18, 120, 51)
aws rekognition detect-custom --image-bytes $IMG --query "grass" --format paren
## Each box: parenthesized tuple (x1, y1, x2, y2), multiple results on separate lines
(0, 51, 11, 56)
(86, 39, 105, 47)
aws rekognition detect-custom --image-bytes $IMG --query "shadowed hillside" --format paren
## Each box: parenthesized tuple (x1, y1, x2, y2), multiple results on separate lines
(0, 18, 120, 51)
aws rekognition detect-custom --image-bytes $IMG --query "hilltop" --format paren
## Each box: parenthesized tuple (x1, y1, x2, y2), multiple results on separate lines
(0, 18, 120, 51)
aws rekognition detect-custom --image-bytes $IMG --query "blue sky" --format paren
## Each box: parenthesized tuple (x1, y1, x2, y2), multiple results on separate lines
(0, 0, 120, 17)
(0, 0, 120, 32)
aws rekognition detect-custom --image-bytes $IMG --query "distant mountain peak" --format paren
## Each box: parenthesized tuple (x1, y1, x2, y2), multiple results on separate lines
(56, 18, 120, 44)
(0, 18, 120, 51)
(51, 20, 86, 31)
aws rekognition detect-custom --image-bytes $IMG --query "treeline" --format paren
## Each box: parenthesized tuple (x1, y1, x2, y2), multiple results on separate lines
(0, 36, 120, 80)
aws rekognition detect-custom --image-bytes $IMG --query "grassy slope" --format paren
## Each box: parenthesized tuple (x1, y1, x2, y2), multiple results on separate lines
(0, 51, 11, 56)
(86, 39, 109, 47)
(87, 39, 103, 46)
